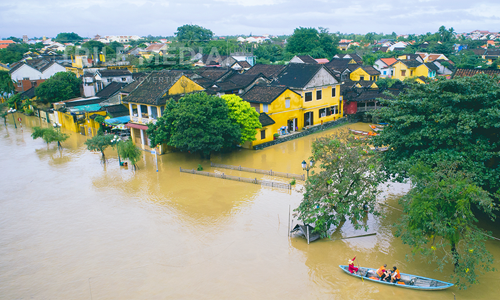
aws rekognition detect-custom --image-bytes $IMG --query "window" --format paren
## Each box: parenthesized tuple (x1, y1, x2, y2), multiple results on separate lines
(260, 130, 266, 140)
(360, 76, 364, 81)
(401, 70, 406, 76)
(316, 90, 322, 100)
(383, 71, 387, 75)
(331, 87, 336, 98)
(285, 99, 290, 108)
(107, 78, 112, 82)
(17, 81, 22, 87)
(305, 92, 312, 102)
(122, 77, 127, 81)
(262, 104, 269, 113)
(151, 106, 158, 119)
(319, 108, 326, 118)
(410, 70, 413, 76)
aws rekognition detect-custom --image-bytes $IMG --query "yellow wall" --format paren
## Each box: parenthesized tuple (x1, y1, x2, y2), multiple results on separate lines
(56, 110, 106, 134)
(414, 64, 429, 77)
(392, 61, 411, 80)
(168, 75, 204, 95)
(66, 66, 84, 78)
(350, 68, 377, 81)
(0, 65, 9, 71)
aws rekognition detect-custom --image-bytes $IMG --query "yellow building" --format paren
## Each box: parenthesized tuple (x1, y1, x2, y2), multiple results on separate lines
(348, 65, 381, 81)
(392, 60, 437, 81)
(124, 70, 205, 153)
(243, 63, 342, 148)
(53, 97, 106, 135)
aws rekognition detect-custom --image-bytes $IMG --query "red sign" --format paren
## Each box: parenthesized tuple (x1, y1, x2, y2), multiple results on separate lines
(17, 117, 22, 122)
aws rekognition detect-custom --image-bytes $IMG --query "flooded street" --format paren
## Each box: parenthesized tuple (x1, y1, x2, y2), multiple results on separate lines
(1, 114, 499, 299)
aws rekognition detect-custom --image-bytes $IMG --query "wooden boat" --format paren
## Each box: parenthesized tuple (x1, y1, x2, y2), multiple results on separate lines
(370, 125, 383, 132)
(349, 129, 378, 136)
(339, 265, 454, 290)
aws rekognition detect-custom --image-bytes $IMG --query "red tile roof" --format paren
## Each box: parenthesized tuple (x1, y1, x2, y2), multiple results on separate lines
(380, 57, 397, 66)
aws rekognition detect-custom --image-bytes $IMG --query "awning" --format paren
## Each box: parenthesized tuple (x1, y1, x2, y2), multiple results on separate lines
(125, 123, 149, 130)
(105, 116, 130, 125)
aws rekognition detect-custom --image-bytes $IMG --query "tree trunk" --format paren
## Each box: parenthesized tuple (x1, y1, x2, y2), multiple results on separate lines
(451, 242, 459, 271)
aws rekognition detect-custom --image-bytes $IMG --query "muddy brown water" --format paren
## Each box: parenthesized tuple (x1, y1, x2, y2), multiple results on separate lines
(1, 114, 499, 299)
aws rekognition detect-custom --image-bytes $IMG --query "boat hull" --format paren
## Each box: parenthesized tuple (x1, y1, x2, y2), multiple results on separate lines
(339, 265, 453, 290)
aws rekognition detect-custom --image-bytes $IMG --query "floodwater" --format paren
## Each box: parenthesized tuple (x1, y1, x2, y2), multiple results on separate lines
(1, 114, 499, 300)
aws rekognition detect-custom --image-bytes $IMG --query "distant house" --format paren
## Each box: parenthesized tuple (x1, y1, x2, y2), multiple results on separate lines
(388, 41, 408, 52)
(373, 57, 397, 78)
(451, 68, 500, 78)
(95, 69, 133, 90)
(347, 65, 381, 82)
(338, 39, 353, 51)
(289, 55, 318, 64)
(0, 40, 15, 49)
(230, 60, 252, 71)
(315, 58, 329, 64)
(0, 62, 10, 71)
(243, 64, 285, 81)
(9, 59, 66, 92)
(332, 53, 363, 64)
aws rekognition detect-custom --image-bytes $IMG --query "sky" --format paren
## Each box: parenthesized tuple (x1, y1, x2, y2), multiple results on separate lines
(1, 0, 500, 39)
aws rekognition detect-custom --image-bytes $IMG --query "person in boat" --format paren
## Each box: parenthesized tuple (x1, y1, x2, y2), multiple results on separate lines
(390, 266, 401, 283)
(348, 256, 359, 274)
(382, 268, 393, 282)
(376, 264, 387, 278)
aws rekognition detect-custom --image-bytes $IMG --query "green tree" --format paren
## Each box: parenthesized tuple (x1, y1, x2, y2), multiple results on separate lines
(118, 139, 142, 170)
(0, 43, 28, 64)
(55, 32, 84, 43)
(375, 78, 401, 89)
(175, 24, 214, 45)
(396, 162, 496, 289)
(0, 103, 7, 125)
(221, 94, 261, 144)
(286, 27, 338, 58)
(0, 70, 14, 95)
(147, 92, 240, 159)
(31, 126, 69, 148)
(372, 75, 500, 193)
(84, 134, 114, 160)
(295, 131, 383, 237)
(35, 72, 81, 103)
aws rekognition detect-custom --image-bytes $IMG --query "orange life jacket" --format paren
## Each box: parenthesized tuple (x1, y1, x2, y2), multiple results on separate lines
(394, 269, 401, 280)
(376, 266, 386, 277)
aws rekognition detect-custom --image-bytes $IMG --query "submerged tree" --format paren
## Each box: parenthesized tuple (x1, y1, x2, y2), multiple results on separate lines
(396, 162, 496, 289)
(118, 139, 142, 171)
(295, 131, 383, 237)
(0, 103, 8, 125)
(221, 94, 261, 144)
(84, 134, 113, 160)
(31, 126, 69, 148)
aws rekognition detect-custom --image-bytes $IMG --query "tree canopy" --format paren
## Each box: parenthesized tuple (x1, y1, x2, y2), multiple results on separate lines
(175, 24, 214, 44)
(372, 74, 500, 193)
(286, 27, 338, 58)
(295, 131, 383, 237)
(147, 92, 240, 158)
(118, 139, 142, 170)
(55, 32, 84, 43)
(221, 94, 261, 144)
(35, 72, 81, 103)
(0, 70, 14, 95)
(84, 134, 114, 159)
(31, 126, 69, 148)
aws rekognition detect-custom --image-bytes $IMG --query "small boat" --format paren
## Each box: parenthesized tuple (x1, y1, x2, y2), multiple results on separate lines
(349, 129, 378, 136)
(370, 125, 383, 132)
(339, 265, 454, 290)
(369, 146, 389, 152)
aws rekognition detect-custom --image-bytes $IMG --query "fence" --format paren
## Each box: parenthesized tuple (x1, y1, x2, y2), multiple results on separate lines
(210, 162, 305, 181)
(180, 168, 292, 190)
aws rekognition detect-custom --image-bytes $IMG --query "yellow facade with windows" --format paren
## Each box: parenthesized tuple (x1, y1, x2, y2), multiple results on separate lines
(54, 110, 106, 135)
(349, 68, 379, 81)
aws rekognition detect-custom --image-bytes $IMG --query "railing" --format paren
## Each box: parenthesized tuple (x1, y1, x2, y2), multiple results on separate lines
(180, 168, 292, 190)
(210, 162, 305, 180)
(356, 106, 378, 112)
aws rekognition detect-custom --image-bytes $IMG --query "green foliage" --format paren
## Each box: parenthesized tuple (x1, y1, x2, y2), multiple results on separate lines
(118, 139, 142, 170)
(372, 74, 500, 193)
(221, 94, 261, 144)
(31, 126, 69, 148)
(35, 72, 81, 103)
(94, 115, 105, 124)
(175, 24, 214, 45)
(0, 43, 25, 64)
(295, 131, 383, 237)
(197, 164, 203, 171)
(395, 162, 496, 289)
(55, 32, 84, 43)
(375, 78, 401, 89)
(449, 50, 488, 69)
(147, 92, 240, 158)
(286, 27, 338, 58)
(6, 94, 21, 108)
(0, 70, 15, 95)
(290, 179, 296, 186)
(254, 43, 286, 63)
(0, 103, 7, 125)
(24, 108, 33, 116)
(84, 134, 113, 159)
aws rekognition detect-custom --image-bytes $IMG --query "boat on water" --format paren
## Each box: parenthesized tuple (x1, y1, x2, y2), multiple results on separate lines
(349, 129, 378, 136)
(370, 125, 383, 132)
(339, 265, 454, 290)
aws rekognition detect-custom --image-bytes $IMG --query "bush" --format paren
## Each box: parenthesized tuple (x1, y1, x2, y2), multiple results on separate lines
(290, 179, 296, 186)
(24, 108, 33, 116)
(273, 133, 280, 138)
(197, 164, 203, 171)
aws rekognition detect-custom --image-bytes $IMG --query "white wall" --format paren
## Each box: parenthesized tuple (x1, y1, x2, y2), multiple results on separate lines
(10, 64, 42, 81)
(305, 67, 338, 89)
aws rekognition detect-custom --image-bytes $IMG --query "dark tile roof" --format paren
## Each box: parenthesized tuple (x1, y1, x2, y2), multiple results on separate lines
(259, 113, 275, 127)
(424, 62, 439, 71)
(471, 49, 486, 56)
(452, 68, 500, 78)
(104, 104, 130, 117)
(210, 73, 266, 93)
(20, 87, 35, 99)
(348, 65, 381, 75)
(233, 60, 251, 68)
(273, 63, 326, 89)
(379, 46, 389, 52)
(325, 59, 356, 72)
(9, 59, 56, 73)
(294, 55, 318, 64)
(98, 69, 132, 77)
(196, 68, 232, 81)
(244, 64, 285, 79)
(335, 53, 363, 63)
(123, 70, 184, 105)
(83, 72, 94, 78)
(121, 80, 141, 94)
(399, 54, 421, 61)
(342, 86, 403, 102)
(95, 82, 128, 99)
(241, 85, 289, 104)
(392, 47, 406, 52)
(65, 98, 103, 108)
(400, 59, 422, 68)
(485, 49, 500, 56)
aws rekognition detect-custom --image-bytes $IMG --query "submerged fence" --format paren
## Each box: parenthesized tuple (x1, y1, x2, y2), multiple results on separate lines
(210, 162, 305, 181)
(180, 168, 292, 190)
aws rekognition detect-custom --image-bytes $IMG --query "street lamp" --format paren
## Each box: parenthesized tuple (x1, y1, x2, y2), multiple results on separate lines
(301, 158, 315, 179)
(8, 108, 17, 129)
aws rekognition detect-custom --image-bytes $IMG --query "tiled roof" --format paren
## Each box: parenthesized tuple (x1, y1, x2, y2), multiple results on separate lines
(123, 70, 184, 105)
(471, 49, 486, 56)
(196, 68, 232, 81)
(325, 59, 355, 72)
(259, 113, 275, 127)
(241, 85, 289, 104)
(244, 64, 285, 79)
(335, 53, 362, 63)
(452, 68, 500, 78)
(96, 82, 128, 99)
(295, 55, 318, 64)
(104, 104, 130, 118)
(121, 80, 141, 94)
(233, 60, 251, 68)
(98, 69, 132, 77)
(9, 58, 58, 74)
(315, 58, 329, 64)
(20, 87, 36, 99)
(145, 43, 166, 51)
(400, 59, 422, 68)
(380, 57, 397, 66)
(349, 65, 381, 75)
(424, 62, 439, 71)
(379, 47, 389, 52)
(273, 63, 326, 89)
